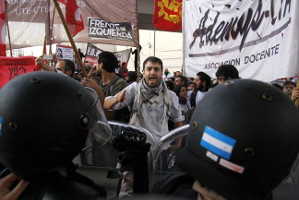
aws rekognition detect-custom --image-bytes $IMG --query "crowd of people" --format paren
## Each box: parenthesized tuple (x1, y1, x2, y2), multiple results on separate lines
(0, 51, 298, 200)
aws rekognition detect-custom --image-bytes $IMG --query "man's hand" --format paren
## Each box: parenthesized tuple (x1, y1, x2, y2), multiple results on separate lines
(0, 173, 29, 200)
(116, 90, 126, 103)
(82, 77, 105, 105)
(87, 65, 97, 78)
(35, 56, 47, 69)
(82, 77, 99, 90)
(35, 56, 54, 72)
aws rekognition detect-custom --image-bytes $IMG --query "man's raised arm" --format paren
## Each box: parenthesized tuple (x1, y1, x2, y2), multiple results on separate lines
(104, 89, 126, 110)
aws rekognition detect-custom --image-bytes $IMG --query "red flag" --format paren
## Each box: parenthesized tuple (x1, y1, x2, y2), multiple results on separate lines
(58, 0, 84, 37)
(153, 0, 182, 31)
(0, 0, 6, 56)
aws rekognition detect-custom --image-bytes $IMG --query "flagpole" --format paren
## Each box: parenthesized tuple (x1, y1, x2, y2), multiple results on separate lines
(5, 4, 12, 57)
(135, 0, 140, 74)
(49, 6, 56, 67)
(296, 80, 299, 109)
(52, 0, 87, 77)
(153, 28, 156, 57)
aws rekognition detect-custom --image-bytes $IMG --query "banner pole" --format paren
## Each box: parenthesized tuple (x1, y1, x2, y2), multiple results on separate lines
(137, 45, 141, 74)
(52, 0, 87, 77)
(295, 79, 299, 109)
(5, 3, 12, 57)
(49, 6, 56, 67)
(153, 28, 156, 57)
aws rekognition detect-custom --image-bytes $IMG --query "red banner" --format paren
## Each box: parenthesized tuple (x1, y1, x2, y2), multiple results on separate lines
(0, 57, 41, 89)
(0, 0, 6, 56)
(153, 0, 182, 31)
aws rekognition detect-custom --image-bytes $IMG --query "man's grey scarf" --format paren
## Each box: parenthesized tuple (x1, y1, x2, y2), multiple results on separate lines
(130, 78, 172, 132)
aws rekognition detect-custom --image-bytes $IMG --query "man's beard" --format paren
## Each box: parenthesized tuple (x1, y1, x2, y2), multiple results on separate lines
(197, 84, 204, 91)
(285, 91, 292, 98)
(146, 79, 161, 88)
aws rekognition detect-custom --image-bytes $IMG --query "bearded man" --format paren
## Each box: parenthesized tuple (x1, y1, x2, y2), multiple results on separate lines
(104, 56, 184, 148)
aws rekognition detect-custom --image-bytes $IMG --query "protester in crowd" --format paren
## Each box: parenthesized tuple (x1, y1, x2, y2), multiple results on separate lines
(215, 64, 240, 84)
(187, 77, 194, 83)
(165, 80, 175, 91)
(174, 71, 183, 78)
(187, 82, 196, 92)
(163, 68, 173, 80)
(104, 56, 184, 198)
(174, 85, 192, 117)
(36, 56, 106, 106)
(115, 61, 121, 74)
(35, 57, 76, 78)
(153, 79, 299, 200)
(82, 51, 128, 122)
(282, 80, 296, 98)
(82, 51, 129, 176)
(118, 62, 129, 79)
(78, 48, 85, 61)
(104, 56, 184, 146)
(167, 77, 175, 83)
(190, 72, 211, 108)
(174, 75, 187, 87)
(0, 72, 109, 199)
(137, 74, 143, 83)
(124, 71, 138, 85)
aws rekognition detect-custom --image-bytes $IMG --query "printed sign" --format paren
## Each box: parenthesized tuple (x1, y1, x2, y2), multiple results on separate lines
(88, 18, 133, 41)
(85, 43, 132, 66)
(56, 45, 73, 61)
(85, 43, 103, 65)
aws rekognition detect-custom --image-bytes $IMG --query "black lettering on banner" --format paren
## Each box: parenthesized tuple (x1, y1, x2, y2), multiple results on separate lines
(8, 66, 27, 80)
(244, 44, 279, 64)
(86, 43, 102, 58)
(204, 58, 241, 70)
(88, 18, 133, 41)
(190, 0, 291, 51)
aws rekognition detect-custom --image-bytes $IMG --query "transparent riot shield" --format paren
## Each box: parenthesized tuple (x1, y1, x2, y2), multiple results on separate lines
(148, 124, 191, 191)
(80, 121, 157, 168)
(78, 118, 190, 197)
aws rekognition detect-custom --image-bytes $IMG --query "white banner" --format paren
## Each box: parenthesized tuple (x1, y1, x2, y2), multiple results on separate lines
(183, 0, 299, 82)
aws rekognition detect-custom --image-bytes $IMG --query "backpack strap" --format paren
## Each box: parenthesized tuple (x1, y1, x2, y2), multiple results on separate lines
(108, 76, 121, 96)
